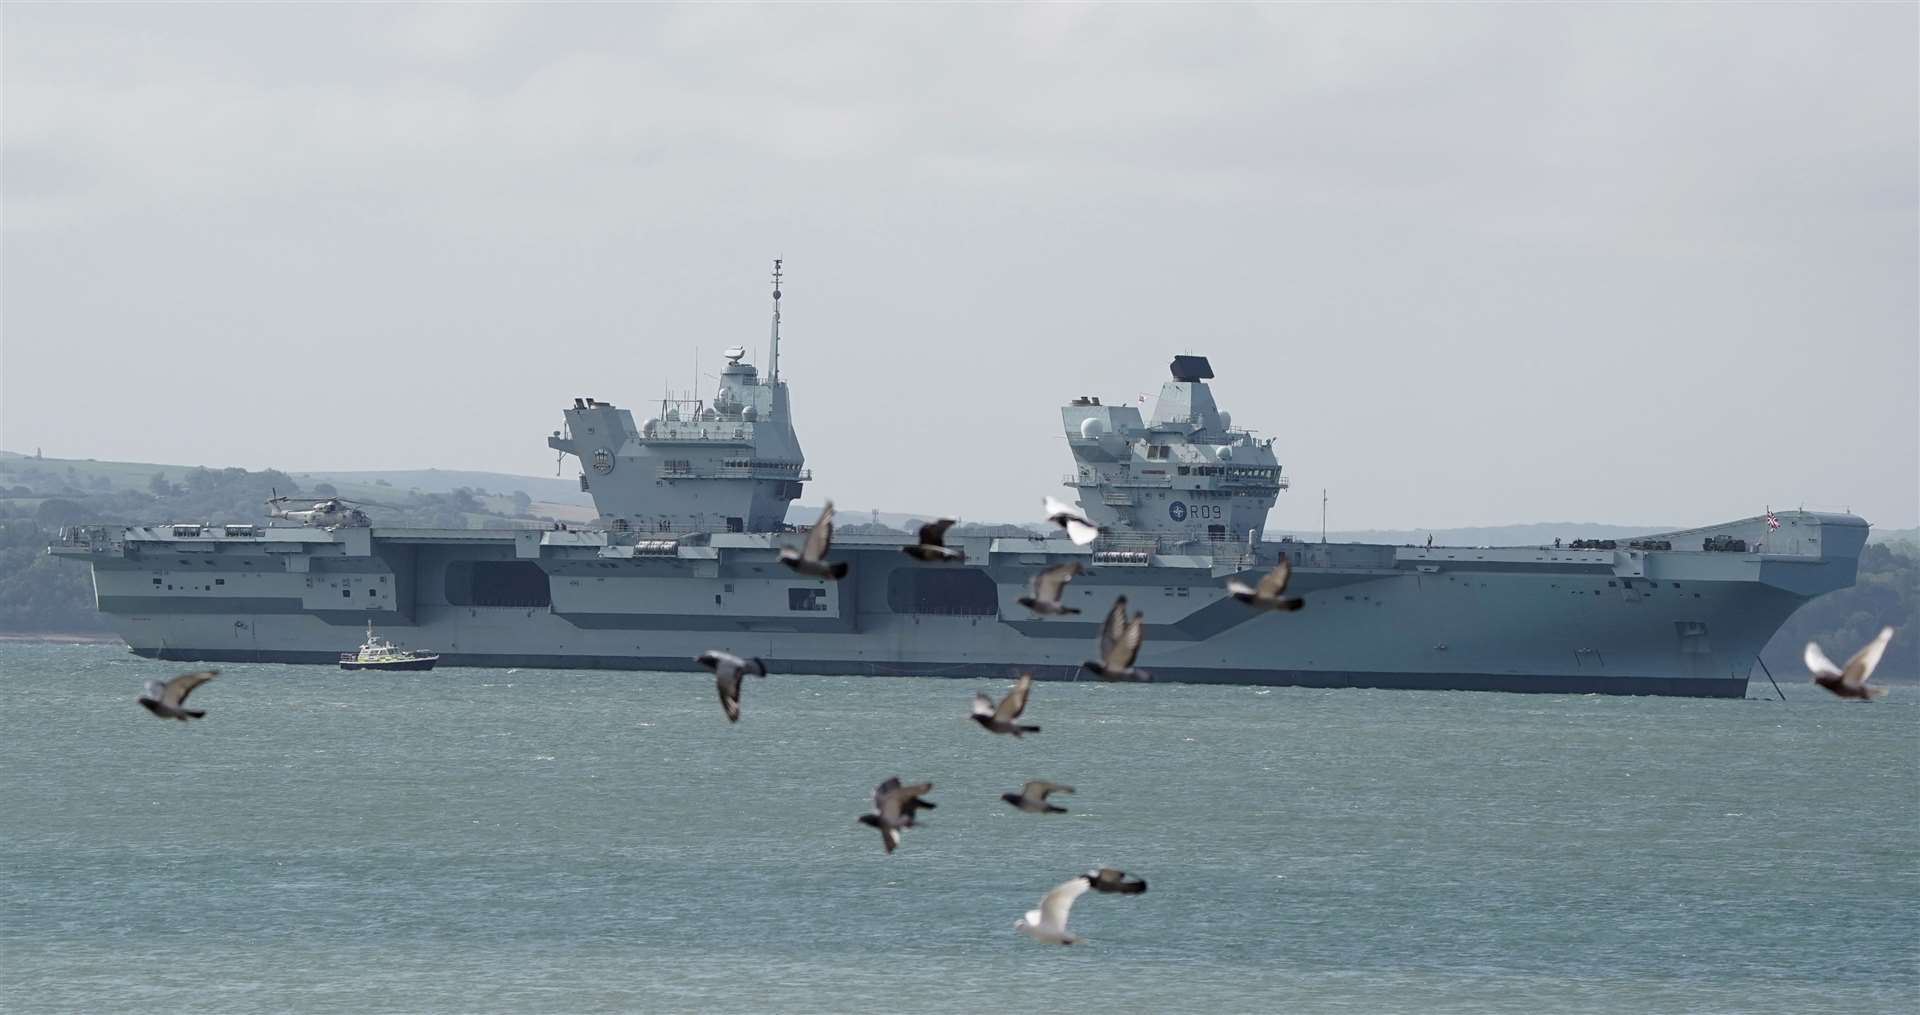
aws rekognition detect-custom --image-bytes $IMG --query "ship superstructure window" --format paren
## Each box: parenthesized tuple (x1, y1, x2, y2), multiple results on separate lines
(444, 561, 552, 608)
(886, 569, 998, 616)
(788, 588, 826, 612)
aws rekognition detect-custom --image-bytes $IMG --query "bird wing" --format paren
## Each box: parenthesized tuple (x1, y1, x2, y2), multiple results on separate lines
(879, 781, 933, 823)
(1841, 626, 1895, 686)
(716, 672, 743, 722)
(1022, 780, 1073, 799)
(1088, 867, 1146, 892)
(1043, 495, 1080, 522)
(1225, 578, 1255, 598)
(161, 671, 217, 707)
(1256, 559, 1292, 599)
(1097, 597, 1129, 660)
(1031, 561, 1081, 601)
(918, 518, 957, 547)
(802, 502, 836, 561)
(1803, 642, 1843, 678)
(1038, 877, 1091, 930)
(873, 777, 903, 811)
(696, 650, 721, 673)
(1105, 611, 1145, 670)
(970, 692, 996, 718)
(994, 674, 1033, 721)
(1064, 518, 1100, 546)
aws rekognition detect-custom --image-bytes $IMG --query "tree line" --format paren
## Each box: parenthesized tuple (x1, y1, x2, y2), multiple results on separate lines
(0, 463, 548, 634)
(1, 463, 1912, 684)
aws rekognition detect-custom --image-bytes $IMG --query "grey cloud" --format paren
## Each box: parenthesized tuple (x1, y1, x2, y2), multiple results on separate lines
(2, 3, 1913, 531)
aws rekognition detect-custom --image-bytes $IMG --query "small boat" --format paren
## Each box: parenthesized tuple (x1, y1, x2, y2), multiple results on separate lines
(339, 621, 439, 671)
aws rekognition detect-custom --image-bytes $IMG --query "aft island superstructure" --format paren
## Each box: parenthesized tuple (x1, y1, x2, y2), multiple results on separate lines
(51, 266, 1868, 697)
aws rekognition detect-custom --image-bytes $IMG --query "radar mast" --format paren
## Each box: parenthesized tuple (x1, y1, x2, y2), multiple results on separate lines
(769, 258, 783, 383)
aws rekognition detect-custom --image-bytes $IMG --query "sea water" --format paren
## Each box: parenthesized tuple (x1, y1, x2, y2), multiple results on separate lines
(2, 642, 1914, 1013)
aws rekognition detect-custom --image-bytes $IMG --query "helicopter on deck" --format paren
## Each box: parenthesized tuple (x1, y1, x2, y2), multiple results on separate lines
(265, 490, 385, 529)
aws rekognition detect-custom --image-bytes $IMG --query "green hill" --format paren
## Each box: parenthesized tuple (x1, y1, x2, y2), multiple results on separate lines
(0, 452, 586, 634)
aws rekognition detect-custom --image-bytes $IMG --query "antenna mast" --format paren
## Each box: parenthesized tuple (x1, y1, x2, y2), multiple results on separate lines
(769, 258, 783, 383)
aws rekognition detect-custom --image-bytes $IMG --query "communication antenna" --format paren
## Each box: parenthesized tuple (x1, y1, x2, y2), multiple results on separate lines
(769, 258, 783, 383)
(1321, 489, 1328, 544)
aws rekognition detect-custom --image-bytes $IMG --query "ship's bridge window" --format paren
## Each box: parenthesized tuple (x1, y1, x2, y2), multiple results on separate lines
(788, 588, 827, 612)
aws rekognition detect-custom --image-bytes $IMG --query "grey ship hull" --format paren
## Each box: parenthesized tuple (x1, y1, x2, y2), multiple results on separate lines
(52, 510, 1867, 698)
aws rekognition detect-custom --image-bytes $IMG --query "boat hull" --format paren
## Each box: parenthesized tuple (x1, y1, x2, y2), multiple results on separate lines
(53, 510, 1868, 700)
(339, 655, 439, 672)
(172, 644, 1739, 697)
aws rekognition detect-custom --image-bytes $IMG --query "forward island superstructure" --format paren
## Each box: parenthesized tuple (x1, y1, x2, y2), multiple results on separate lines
(51, 265, 1869, 697)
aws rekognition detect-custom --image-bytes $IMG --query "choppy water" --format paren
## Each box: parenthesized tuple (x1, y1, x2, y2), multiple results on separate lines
(2, 641, 1915, 1013)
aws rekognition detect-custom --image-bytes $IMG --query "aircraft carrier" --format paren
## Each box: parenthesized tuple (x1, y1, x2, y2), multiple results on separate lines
(50, 266, 1868, 697)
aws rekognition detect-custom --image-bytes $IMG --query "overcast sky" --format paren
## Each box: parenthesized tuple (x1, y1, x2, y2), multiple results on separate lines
(4, 3, 1915, 530)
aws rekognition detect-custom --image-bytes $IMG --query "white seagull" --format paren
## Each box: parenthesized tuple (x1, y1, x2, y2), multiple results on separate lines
(1805, 626, 1895, 700)
(1015, 875, 1093, 945)
(1043, 496, 1101, 546)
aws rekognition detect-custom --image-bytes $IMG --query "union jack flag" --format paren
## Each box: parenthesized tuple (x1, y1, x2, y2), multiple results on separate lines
(1765, 510, 1780, 531)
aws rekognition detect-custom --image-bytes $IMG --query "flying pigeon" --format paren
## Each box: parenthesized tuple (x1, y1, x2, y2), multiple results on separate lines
(1805, 626, 1896, 700)
(697, 650, 767, 722)
(855, 777, 936, 854)
(901, 518, 966, 563)
(138, 670, 217, 721)
(1002, 780, 1073, 814)
(1015, 875, 1093, 945)
(780, 501, 849, 580)
(1226, 559, 1305, 612)
(1083, 596, 1152, 682)
(1084, 867, 1148, 894)
(1017, 561, 1083, 616)
(971, 673, 1040, 736)
(1043, 495, 1101, 546)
